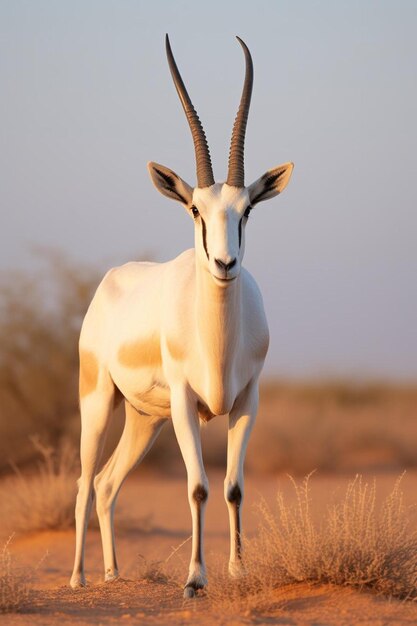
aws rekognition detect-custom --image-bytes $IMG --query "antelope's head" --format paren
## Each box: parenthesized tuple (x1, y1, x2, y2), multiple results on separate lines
(148, 35, 293, 286)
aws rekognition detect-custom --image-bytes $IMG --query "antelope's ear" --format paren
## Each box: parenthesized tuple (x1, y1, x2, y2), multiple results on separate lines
(147, 162, 193, 206)
(248, 162, 294, 206)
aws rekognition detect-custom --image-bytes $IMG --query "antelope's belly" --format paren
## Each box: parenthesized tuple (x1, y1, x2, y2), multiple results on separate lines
(110, 359, 171, 417)
(127, 383, 171, 417)
(119, 373, 171, 417)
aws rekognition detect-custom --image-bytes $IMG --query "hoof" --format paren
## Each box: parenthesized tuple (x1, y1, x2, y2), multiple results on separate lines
(184, 586, 196, 599)
(105, 570, 119, 583)
(70, 575, 86, 589)
(183, 571, 206, 599)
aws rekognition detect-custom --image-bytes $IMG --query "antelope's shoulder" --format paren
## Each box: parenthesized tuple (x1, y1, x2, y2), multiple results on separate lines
(81, 260, 167, 352)
(99, 261, 162, 300)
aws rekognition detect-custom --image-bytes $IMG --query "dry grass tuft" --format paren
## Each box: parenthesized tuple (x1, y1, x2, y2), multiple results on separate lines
(136, 536, 191, 586)
(0, 537, 30, 613)
(0, 250, 100, 472)
(0, 438, 153, 537)
(136, 555, 171, 584)
(0, 438, 78, 538)
(209, 475, 417, 609)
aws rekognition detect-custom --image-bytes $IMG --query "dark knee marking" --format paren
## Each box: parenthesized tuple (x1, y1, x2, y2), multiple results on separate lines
(227, 484, 242, 506)
(193, 484, 208, 505)
(227, 484, 243, 558)
(192, 485, 208, 566)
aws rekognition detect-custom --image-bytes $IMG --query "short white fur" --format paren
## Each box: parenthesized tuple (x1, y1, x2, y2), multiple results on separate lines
(70, 36, 293, 597)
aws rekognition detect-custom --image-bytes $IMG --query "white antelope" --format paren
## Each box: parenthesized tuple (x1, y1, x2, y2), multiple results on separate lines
(70, 35, 293, 597)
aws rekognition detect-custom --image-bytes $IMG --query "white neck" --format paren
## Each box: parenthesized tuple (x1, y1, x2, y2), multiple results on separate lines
(195, 259, 241, 409)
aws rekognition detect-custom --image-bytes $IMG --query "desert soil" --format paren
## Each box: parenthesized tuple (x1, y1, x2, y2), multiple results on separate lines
(3, 469, 417, 626)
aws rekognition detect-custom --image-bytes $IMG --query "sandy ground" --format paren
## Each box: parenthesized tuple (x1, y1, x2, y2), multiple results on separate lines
(3, 469, 417, 625)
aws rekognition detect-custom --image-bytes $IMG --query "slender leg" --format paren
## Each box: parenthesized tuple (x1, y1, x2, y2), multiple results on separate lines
(224, 381, 258, 577)
(94, 401, 167, 581)
(170, 387, 208, 598)
(70, 384, 114, 588)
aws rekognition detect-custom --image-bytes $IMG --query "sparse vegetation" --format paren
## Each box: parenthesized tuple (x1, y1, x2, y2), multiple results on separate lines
(0, 250, 99, 472)
(209, 475, 417, 609)
(0, 438, 78, 538)
(136, 555, 171, 584)
(0, 537, 30, 613)
(136, 535, 192, 586)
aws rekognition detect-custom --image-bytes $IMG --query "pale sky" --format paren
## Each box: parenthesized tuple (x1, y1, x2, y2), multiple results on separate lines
(1, 1, 416, 379)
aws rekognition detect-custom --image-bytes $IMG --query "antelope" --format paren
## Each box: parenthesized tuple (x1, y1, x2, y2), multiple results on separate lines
(70, 34, 293, 598)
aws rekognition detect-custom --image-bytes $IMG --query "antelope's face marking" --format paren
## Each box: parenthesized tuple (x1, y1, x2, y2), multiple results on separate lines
(191, 184, 251, 284)
(147, 35, 294, 289)
(148, 160, 294, 286)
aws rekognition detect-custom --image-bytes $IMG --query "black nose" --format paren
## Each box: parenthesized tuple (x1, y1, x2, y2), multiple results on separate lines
(215, 258, 237, 272)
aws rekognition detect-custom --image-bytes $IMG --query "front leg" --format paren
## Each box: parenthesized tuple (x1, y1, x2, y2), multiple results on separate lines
(171, 386, 209, 598)
(224, 381, 258, 577)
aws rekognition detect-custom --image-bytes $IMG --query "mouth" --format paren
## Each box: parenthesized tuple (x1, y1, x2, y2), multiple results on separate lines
(212, 275, 238, 285)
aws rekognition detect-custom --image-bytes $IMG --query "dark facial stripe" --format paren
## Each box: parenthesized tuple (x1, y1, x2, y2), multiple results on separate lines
(201, 217, 209, 260)
(238, 217, 243, 248)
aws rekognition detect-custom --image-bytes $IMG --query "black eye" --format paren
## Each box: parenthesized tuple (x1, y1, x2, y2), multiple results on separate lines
(191, 205, 199, 218)
(244, 205, 252, 218)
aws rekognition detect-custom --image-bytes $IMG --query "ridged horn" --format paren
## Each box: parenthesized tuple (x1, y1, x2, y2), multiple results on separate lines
(165, 34, 214, 188)
(226, 37, 254, 188)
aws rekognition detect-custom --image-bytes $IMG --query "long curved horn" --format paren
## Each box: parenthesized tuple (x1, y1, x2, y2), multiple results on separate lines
(165, 34, 214, 188)
(226, 37, 254, 188)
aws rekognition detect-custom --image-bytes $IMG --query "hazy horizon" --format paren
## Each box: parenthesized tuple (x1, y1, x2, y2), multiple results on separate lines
(1, 1, 416, 380)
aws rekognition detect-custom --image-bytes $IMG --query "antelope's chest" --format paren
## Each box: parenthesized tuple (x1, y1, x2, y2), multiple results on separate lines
(185, 358, 240, 418)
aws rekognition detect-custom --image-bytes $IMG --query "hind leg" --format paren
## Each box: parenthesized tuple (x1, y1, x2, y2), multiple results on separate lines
(70, 381, 115, 589)
(95, 401, 167, 582)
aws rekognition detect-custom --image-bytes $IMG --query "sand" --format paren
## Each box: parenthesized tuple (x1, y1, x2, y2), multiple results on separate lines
(3, 469, 417, 625)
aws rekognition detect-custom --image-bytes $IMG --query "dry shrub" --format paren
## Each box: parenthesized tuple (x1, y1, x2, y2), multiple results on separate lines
(136, 555, 171, 584)
(0, 438, 78, 537)
(0, 250, 100, 471)
(209, 475, 417, 609)
(0, 438, 152, 537)
(0, 537, 30, 613)
(136, 536, 191, 587)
